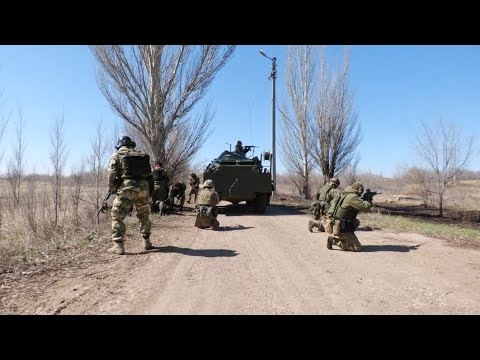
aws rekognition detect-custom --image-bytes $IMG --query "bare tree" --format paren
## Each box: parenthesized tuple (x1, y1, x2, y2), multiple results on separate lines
(343, 152, 361, 186)
(310, 47, 362, 185)
(7, 108, 26, 206)
(110, 119, 121, 151)
(71, 157, 87, 229)
(90, 120, 110, 224)
(0, 105, 9, 165)
(401, 166, 432, 208)
(90, 45, 235, 179)
(49, 113, 69, 227)
(24, 170, 39, 234)
(414, 118, 476, 216)
(279, 45, 315, 199)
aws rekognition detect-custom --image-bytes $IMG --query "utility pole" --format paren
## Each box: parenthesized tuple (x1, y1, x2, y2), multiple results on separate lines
(259, 50, 277, 196)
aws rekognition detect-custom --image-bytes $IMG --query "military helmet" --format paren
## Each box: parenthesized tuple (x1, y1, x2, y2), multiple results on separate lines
(351, 182, 364, 194)
(236, 140, 242, 146)
(115, 136, 136, 150)
(203, 179, 214, 188)
(190, 172, 196, 177)
(330, 177, 340, 186)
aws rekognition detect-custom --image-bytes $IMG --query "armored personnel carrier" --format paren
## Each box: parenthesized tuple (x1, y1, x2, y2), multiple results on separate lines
(202, 144, 273, 213)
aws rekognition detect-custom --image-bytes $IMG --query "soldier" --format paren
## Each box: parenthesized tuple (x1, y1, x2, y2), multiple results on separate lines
(186, 172, 200, 204)
(195, 179, 220, 229)
(168, 180, 186, 211)
(308, 177, 341, 232)
(325, 182, 372, 252)
(151, 160, 169, 214)
(107, 136, 154, 255)
(235, 140, 250, 155)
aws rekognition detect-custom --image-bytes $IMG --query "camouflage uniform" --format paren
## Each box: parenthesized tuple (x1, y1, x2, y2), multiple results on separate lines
(168, 181, 186, 211)
(187, 173, 200, 204)
(151, 163, 169, 214)
(108, 142, 154, 255)
(325, 182, 371, 252)
(309, 178, 341, 233)
(195, 180, 220, 229)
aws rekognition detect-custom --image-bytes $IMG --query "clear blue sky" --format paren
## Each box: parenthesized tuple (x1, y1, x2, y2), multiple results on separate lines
(0, 45, 479, 177)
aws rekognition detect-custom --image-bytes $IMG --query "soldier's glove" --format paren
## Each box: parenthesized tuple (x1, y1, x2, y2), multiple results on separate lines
(109, 188, 117, 194)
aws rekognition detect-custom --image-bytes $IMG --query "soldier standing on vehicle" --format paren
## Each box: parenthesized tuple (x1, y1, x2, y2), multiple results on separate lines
(235, 140, 250, 155)
(186, 172, 200, 204)
(195, 179, 220, 229)
(151, 160, 169, 214)
(107, 136, 154, 255)
(325, 182, 372, 252)
(308, 177, 341, 232)
(168, 180, 187, 211)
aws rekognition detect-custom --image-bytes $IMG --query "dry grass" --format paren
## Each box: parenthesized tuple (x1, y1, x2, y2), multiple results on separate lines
(0, 180, 112, 273)
(360, 212, 480, 248)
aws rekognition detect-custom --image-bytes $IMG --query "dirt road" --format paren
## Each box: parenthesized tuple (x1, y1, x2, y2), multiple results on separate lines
(2, 202, 480, 314)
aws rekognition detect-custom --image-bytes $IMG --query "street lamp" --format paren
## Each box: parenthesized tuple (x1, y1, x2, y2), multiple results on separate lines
(259, 49, 277, 197)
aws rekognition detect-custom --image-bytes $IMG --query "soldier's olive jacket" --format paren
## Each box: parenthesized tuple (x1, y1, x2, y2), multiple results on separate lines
(108, 146, 153, 192)
(317, 183, 340, 204)
(331, 186, 371, 220)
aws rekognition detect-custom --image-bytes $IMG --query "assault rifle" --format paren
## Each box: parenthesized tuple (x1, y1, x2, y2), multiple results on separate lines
(97, 189, 113, 216)
(362, 188, 381, 202)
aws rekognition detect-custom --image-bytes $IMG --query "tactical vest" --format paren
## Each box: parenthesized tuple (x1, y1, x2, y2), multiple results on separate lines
(120, 150, 151, 178)
(196, 188, 217, 206)
(328, 192, 358, 220)
(314, 183, 335, 216)
(327, 192, 347, 219)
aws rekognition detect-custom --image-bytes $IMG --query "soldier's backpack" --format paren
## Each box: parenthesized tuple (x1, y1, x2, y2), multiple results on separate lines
(121, 150, 151, 178)
(327, 192, 348, 219)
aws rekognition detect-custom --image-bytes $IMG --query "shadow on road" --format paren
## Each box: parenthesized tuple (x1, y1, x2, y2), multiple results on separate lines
(217, 225, 254, 231)
(357, 226, 383, 231)
(221, 203, 306, 216)
(129, 246, 238, 257)
(361, 244, 423, 252)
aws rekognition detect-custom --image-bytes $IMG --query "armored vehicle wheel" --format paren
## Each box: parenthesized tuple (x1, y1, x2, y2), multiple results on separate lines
(254, 193, 267, 213)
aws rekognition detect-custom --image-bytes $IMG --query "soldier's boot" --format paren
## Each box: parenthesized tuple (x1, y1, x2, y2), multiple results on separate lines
(326, 237, 333, 250)
(108, 241, 125, 255)
(318, 222, 325, 232)
(143, 236, 153, 250)
(211, 218, 220, 230)
(308, 220, 315, 233)
(157, 201, 165, 216)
